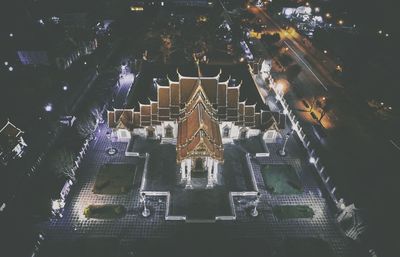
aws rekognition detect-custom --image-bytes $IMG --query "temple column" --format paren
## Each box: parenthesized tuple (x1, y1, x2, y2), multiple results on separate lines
(185, 159, 192, 189)
(213, 160, 218, 183)
(180, 161, 186, 181)
(206, 158, 214, 188)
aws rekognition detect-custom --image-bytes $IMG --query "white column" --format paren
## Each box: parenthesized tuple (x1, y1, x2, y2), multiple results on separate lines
(213, 160, 218, 182)
(185, 159, 192, 189)
(206, 158, 213, 188)
(180, 161, 186, 181)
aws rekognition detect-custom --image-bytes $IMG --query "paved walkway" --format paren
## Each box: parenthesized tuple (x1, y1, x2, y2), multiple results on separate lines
(113, 70, 135, 109)
(36, 121, 352, 256)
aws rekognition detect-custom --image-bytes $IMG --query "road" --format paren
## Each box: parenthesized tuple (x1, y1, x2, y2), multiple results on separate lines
(248, 5, 399, 255)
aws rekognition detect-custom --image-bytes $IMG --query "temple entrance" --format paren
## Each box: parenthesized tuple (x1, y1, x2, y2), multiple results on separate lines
(194, 158, 204, 172)
(192, 157, 206, 179)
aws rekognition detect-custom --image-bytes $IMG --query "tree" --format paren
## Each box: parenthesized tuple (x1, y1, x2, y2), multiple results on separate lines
(47, 147, 75, 181)
(286, 64, 302, 82)
(74, 99, 102, 140)
(75, 110, 97, 140)
(261, 32, 281, 45)
(279, 54, 293, 67)
(271, 32, 281, 43)
(267, 44, 280, 58)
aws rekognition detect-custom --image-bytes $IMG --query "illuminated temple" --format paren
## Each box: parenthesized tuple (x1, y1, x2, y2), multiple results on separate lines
(107, 66, 283, 188)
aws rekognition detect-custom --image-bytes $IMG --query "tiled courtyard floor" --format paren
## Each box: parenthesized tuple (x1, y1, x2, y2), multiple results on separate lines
(36, 123, 353, 256)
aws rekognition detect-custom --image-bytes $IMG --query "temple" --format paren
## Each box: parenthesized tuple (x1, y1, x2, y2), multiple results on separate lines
(107, 66, 283, 188)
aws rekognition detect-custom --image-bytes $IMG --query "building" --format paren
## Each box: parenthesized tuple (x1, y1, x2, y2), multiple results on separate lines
(16, 15, 98, 70)
(107, 65, 283, 188)
(0, 121, 27, 165)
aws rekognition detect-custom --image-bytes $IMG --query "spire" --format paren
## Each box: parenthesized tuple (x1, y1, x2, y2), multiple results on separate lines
(193, 53, 202, 78)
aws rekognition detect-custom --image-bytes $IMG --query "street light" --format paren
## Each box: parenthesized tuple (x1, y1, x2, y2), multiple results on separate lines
(338, 20, 344, 25)
(8, 66, 13, 71)
(141, 192, 150, 217)
(4, 61, 8, 66)
(325, 13, 331, 18)
(250, 192, 261, 217)
(44, 103, 53, 112)
(278, 129, 294, 156)
(62, 85, 68, 91)
(9, 33, 14, 38)
(323, 50, 328, 54)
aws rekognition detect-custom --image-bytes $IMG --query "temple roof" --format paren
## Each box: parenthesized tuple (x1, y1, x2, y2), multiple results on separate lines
(109, 64, 282, 131)
(177, 85, 223, 162)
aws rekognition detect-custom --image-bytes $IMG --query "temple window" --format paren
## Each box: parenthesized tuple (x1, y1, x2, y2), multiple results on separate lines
(223, 126, 230, 138)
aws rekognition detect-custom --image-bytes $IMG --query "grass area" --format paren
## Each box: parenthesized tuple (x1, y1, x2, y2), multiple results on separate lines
(83, 204, 126, 219)
(280, 237, 334, 257)
(272, 205, 314, 219)
(239, 136, 265, 154)
(93, 163, 136, 194)
(261, 164, 302, 194)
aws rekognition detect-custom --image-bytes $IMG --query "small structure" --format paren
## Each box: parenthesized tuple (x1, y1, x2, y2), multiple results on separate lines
(337, 204, 368, 241)
(0, 121, 27, 165)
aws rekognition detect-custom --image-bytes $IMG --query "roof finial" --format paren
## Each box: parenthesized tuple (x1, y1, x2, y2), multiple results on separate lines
(193, 53, 202, 78)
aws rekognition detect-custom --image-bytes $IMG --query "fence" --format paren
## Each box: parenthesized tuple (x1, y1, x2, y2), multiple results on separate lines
(265, 74, 340, 208)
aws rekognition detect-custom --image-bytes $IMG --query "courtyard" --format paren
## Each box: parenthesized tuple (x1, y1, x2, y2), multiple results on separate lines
(35, 122, 353, 256)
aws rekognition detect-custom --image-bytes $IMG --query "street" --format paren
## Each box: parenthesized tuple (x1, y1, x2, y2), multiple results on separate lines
(248, 4, 399, 252)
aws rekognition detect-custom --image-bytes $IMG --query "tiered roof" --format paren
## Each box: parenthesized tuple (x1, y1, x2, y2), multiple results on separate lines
(177, 83, 223, 161)
(108, 67, 283, 130)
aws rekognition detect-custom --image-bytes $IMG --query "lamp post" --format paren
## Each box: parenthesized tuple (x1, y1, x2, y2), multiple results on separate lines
(278, 129, 293, 156)
(250, 192, 261, 217)
(141, 192, 150, 217)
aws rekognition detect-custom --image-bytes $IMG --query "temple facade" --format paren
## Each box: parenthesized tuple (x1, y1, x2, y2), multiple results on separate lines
(107, 69, 283, 188)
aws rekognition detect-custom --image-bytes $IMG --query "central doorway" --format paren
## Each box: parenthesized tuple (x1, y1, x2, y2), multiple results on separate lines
(194, 158, 204, 171)
(192, 157, 206, 178)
